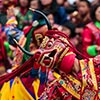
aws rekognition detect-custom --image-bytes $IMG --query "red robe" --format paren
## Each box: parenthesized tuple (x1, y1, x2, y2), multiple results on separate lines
(82, 22, 100, 58)
(0, 37, 11, 69)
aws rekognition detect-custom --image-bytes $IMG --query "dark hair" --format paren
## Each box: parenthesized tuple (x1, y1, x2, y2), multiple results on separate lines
(62, 21, 76, 38)
(80, 0, 91, 8)
(38, 0, 59, 14)
(91, 3, 100, 22)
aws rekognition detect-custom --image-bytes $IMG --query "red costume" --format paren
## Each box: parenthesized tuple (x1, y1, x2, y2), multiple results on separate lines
(0, 37, 11, 69)
(1, 8, 100, 99)
(1, 30, 100, 100)
(82, 22, 100, 57)
(41, 57, 100, 100)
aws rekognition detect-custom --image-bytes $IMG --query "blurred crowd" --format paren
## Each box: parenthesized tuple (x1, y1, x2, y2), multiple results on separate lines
(0, 0, 100, 75)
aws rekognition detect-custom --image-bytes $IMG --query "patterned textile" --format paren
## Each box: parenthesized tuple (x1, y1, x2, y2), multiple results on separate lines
(40, 59, 100, 100)
(16, 9, 33, 30)
(0, 77, 35, 100)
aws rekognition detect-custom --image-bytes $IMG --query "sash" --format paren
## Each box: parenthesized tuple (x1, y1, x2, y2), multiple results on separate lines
(80, 59, 98, 100)
(53, 72, 81, 99)
(54, 59, 98, 99)
(14, 35, 26, 67)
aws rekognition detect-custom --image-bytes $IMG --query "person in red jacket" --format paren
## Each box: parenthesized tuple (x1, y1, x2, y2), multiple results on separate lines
(82, 4, 100, 58)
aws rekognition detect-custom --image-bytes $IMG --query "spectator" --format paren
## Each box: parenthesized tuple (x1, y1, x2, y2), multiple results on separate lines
(15, 0, 33, 30)
(38, 0, 68, 25)
(47, 13, 55, 26)
(46, 12, 62, 30)
(56, 0, 65, 6)
(62, 21, 76, 37)
(30, 0, 39, 9)
(73, 0, 91, 34)
(64, 0, 77, 14)
(82, 4, 100, 57)
(78, 0, 91, 26)
(91, 0, 99, 6)
(61, 21, 78, 46)
(70, 0, 91, 34)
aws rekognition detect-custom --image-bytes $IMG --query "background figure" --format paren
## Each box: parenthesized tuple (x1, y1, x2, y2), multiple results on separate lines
(46, 11, 62, 30)
(30, 0, 39, 9)
(38, 0, 68, 25)
(61, 21, 79, 47)
(56, 0, 65, 6)
(82, 3, 100, 58)
(77, 0, 91, 26)
(15, 0, 33, 30)
(70, 0, 91, 34)
(0, 0, 100, 74)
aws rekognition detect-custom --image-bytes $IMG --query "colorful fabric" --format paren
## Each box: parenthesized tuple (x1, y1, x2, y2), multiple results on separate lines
(40, 79, 73, 100)
(4, 16, 25, 66)
(9, 77, 34, 100)
(0, 77, 35, 100)
(5, 26, 24, 45)
(95, 21, 100, 29)
(40, 59, 100, 100)
(87, 45, 98, 56)
(4, 41, 13, 57)
(82, 22, 100, 57)
(2, 27, 100, 100)
(0, 81, 11, 100)
(6, 16, 18, 26)
(22, 20, 46, 63)
(80, 59, 98, 99)
(32, 79, 40, 100)
(16, 9, 33, 30)
(40, 71, 81, 100)
(22, 27, 35, 63)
